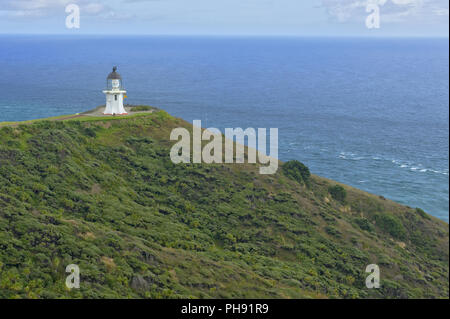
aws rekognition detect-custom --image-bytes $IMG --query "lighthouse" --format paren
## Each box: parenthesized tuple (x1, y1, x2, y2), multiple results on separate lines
(103, 66, 127, 115)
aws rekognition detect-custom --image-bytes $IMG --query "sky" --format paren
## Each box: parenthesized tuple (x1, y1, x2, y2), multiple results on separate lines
(0, 0, 448, 37)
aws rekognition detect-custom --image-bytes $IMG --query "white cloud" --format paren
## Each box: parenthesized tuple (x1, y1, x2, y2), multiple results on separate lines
(0, 0, 122, 19)
(320, 0, 449, 23)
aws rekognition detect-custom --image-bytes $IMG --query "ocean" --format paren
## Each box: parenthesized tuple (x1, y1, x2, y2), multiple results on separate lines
(0, 35, 448, 222)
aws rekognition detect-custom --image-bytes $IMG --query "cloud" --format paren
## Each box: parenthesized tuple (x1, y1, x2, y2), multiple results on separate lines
(0, 0, 125, 19)
(320, 0, 449, 23)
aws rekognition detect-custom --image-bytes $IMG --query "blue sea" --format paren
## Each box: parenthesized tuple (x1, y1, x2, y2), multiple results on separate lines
(0, 35, 448, 222)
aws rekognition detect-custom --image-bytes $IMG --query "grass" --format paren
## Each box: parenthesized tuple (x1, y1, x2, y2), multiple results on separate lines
(129, 105, 156, 112)
(0, 107, 448, 299)
(0, 114, 76, 127)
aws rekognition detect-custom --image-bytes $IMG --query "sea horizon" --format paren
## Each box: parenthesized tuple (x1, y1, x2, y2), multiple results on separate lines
(1, 33, 449, 38)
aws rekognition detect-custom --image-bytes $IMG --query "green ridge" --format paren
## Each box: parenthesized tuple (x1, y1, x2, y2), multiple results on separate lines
(0, 108, 448, 299)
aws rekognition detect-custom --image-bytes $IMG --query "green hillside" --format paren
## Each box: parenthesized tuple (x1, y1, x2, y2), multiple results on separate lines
(0, 109, 448, 299)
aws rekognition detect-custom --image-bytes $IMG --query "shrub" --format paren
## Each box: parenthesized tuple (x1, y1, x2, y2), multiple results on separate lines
(328, 185, 346, 202)
(131, 106, 153, 112)
(374, 213, 406, 240)
(325, 226, 341, 238)
(415, 208, 431, 220)
(354, 217, 374, 232)
(282, 160, 310, 184)
(83, 127, 97, 137)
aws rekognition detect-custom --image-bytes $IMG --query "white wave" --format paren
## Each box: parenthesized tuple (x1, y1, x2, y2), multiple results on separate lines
(338, 151, 449, 176)
(338, 151, 364, 160)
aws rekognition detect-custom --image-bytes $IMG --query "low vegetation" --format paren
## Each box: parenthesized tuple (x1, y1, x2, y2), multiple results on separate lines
(328, 185, 347, 203)
(282, 160, 311, 185)
(0, 109, 448, 299)
(129, 105, 155, 112)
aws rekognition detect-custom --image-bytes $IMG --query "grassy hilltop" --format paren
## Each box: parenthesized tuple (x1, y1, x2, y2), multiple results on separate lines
(0, 108, 448, 299)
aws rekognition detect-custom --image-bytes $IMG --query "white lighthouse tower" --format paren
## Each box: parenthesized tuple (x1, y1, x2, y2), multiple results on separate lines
(103, 66, 127, 115)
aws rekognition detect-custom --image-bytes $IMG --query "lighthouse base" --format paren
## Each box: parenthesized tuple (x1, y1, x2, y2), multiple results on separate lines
(103, 90, 127, 115)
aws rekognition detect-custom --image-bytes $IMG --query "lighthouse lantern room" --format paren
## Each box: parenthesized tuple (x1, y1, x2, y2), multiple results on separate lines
(103, 66, 127, 115)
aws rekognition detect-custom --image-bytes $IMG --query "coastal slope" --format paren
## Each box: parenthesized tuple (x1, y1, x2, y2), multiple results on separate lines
(0, 108, 448, 298)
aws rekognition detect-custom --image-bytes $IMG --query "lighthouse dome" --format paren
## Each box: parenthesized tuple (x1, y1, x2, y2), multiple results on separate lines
(106, 66, 123, 90)
(107, 66, 122, 80)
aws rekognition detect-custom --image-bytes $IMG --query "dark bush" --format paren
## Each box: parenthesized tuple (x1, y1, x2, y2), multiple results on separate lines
(282, 160, 310, 184)
(328, 185, 346, 202)
(83, 127, 97, 137)
(354, 217, 374, 232)
(374, 213, 406, 240)
(131, 105, 153, 112)
(415, 208, 431, 220)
